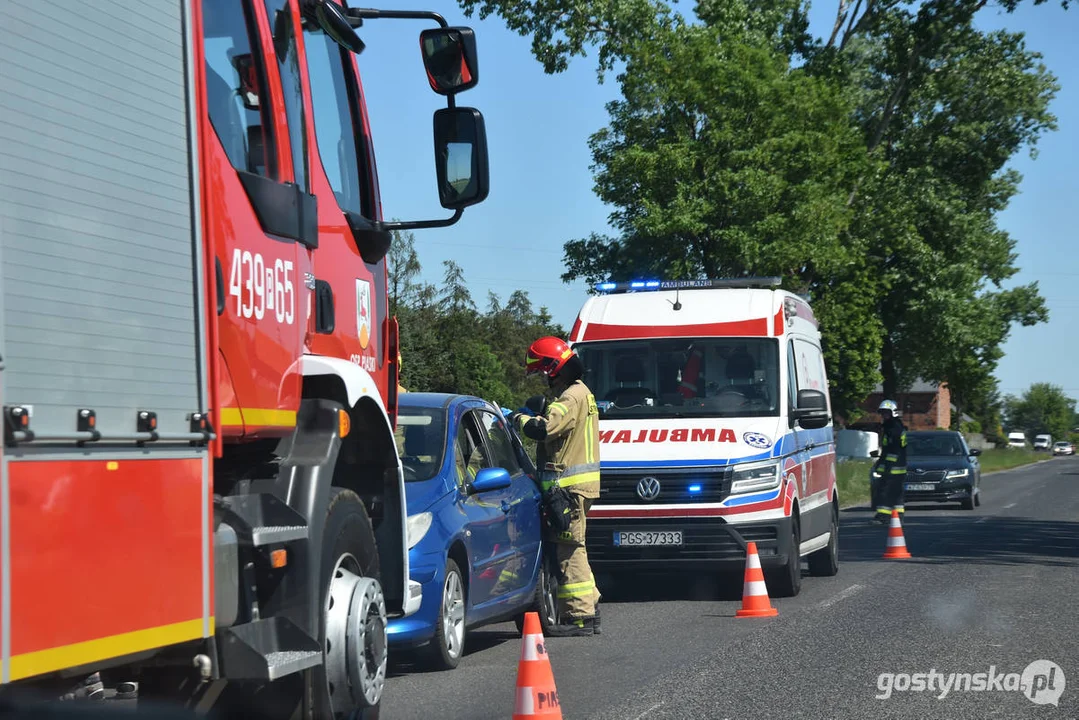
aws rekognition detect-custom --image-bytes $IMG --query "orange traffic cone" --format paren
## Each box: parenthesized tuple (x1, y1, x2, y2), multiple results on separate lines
(513, 612, 562, 719)
(735, 541, 779, 618)
(882, 509, 912, 559)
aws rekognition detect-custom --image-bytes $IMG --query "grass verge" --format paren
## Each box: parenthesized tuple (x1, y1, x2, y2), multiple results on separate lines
(977, 448, 1045, 473)
(837, 459, 874, 509)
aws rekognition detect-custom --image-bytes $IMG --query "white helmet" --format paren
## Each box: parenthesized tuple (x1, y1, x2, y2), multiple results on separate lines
(878, 399, 899, 413)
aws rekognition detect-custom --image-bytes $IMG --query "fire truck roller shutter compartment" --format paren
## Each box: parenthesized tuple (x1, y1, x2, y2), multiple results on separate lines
(0, 0, 211, 682)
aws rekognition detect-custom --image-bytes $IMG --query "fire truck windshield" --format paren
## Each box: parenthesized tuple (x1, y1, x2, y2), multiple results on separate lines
(574, 338, 781, 418)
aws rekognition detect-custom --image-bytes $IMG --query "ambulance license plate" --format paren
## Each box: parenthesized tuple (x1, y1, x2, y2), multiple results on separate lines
(614, 531, 683, 546)
(905, 483, 934, 491)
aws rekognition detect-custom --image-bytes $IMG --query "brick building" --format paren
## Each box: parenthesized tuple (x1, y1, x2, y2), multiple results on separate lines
(846, 379, 952, 433)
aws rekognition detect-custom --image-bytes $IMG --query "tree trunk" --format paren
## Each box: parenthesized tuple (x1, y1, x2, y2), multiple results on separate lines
(881, 336, 899, 400)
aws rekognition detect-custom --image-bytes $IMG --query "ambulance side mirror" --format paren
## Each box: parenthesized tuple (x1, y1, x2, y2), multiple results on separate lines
(792, 389, 829, 430)
(870, 449, 881, 458)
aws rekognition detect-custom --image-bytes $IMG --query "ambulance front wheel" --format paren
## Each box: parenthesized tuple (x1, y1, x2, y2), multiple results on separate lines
(767, 512, 802, 598)
(807, 500, 840, 577)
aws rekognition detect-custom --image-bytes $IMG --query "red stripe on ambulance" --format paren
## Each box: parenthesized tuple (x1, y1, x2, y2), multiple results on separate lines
(599, 428, 737, 443)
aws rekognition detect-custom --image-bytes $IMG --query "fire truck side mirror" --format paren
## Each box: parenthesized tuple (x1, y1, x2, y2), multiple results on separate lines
(420, 27, 479, 95)
(433, 107, 489, 209)
(309, 0, 366, 54)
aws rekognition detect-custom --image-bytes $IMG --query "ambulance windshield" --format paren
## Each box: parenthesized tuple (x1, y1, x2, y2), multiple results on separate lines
(574, 338, 781, 418)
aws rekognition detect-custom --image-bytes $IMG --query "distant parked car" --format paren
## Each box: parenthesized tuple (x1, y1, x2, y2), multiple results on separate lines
(1007, 432, 1028, 449)
(1034, 434, 1053, 451)
(1053, 441, 1074, 456)
(387, 392, 558, 670)
(901, 430, 983, 511)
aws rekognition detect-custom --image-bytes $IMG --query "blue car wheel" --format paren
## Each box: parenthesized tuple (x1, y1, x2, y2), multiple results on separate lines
(424, 558, 467, 670)
(514, 547, 560, 635)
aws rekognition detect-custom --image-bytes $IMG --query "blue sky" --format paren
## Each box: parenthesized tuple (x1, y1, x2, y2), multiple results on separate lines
(352, 1, 1077, 402)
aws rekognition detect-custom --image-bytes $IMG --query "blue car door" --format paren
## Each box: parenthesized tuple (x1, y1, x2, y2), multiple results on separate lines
(473, 407, 542, 600)
(454, 407, 516, 611)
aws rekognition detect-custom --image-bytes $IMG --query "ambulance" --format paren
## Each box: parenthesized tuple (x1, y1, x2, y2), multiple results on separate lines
(568, 278, 839, 597)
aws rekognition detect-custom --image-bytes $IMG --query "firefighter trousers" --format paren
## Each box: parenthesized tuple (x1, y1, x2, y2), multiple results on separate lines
(876, 466, 906, 515)
(552, 492, 601, 619)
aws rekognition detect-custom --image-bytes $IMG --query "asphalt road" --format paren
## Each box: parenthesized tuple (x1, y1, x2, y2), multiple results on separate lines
(382, 455, 1079, 720)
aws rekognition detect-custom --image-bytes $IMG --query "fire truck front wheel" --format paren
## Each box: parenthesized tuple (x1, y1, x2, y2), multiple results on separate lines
(316, 487, 388, 719)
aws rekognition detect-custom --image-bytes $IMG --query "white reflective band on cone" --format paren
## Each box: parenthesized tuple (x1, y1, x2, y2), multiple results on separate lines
(746, 553, 762, 570)
(743, 580, 769, 596)
(887, 536, 905, 547)
(516, 686, 535, 714)
(521, 634, 546, 661)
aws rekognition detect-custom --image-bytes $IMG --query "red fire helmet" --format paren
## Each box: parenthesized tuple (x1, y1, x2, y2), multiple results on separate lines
(525, 336, 576, 378)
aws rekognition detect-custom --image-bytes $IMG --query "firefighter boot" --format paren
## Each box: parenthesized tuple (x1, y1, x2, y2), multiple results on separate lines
(545, 617, 595, 637)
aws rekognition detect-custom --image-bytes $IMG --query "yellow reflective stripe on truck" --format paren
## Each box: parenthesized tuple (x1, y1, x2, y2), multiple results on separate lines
(9, 618, 210, 682)
(219, 407, 297, 427)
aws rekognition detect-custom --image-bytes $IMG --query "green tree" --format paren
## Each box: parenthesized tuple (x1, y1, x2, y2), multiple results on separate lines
(390, 244, 564, 408)
(455, 0, 673, 78)
(1003, 383, 1076, 440)
(467, 0, 1064, 416)
(831, 21, 1057, 398)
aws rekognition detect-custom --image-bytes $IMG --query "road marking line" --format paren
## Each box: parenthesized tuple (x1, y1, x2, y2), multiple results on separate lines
(633, 702, 665, 720)
(820, 583, 864, 608)
(1003, 502, 1016, 509)
(976, 517, 990, 523)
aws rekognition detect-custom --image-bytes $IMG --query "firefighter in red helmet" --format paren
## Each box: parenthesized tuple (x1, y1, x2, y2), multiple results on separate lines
(511, 336, 602, 637)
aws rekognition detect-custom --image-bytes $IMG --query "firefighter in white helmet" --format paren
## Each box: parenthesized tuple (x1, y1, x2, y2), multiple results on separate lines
(873, 399, 908, 525)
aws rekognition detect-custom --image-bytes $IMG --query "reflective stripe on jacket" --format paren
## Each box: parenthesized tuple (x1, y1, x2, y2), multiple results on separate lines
(520, 379, 601, 498)
(880, 417, 908, 475)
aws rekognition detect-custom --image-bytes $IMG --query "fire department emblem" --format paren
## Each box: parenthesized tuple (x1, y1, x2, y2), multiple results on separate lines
(356, 279, 372, 350)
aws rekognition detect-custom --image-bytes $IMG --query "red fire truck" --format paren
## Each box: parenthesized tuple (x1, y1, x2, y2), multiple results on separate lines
(0, 1, 488, 717)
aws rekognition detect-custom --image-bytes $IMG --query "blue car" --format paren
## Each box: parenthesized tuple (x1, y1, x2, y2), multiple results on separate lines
(388, 393, 559, 669)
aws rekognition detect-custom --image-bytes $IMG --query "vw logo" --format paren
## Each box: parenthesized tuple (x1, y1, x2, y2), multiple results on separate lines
(915, 468, 926, 474)
(636, 476, 661, 501)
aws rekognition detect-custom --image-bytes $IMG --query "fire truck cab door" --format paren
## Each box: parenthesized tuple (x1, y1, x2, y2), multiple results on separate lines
(296, 17, 388, 374)
(202, 0, 314, 435)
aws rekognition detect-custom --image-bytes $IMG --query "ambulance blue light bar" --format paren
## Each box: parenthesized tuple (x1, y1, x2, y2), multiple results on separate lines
(594, 277, 783, 294)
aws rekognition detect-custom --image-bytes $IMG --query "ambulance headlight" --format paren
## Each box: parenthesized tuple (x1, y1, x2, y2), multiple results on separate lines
(730, 460, 781, 495)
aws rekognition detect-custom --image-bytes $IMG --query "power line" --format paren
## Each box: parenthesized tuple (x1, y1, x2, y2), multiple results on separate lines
(417, 240, 567, 256)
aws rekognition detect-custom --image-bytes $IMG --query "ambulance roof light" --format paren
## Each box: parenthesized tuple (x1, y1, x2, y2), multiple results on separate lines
(594, 277, 783, 294)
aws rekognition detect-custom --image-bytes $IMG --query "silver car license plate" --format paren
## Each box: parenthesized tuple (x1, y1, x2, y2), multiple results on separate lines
(905, 483, 935, 491)
(614, 530, 683, 546)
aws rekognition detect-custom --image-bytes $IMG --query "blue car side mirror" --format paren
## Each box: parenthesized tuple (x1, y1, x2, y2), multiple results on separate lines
(471, 467, 512, 494)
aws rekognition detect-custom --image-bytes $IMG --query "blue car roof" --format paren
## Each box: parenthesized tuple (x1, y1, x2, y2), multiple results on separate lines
(397, 392, 487, 411)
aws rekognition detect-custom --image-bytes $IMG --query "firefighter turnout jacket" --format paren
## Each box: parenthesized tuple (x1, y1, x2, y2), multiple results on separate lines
(516, 379, 600, 498)
(880, 416, 908, 475)
(876, 415, 908, 516)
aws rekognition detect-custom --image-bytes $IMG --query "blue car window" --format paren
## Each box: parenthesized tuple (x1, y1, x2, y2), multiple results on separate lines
(395, 407, 446, 482)
(476, 410, 520, 473)
(455, 410, 491, 488)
